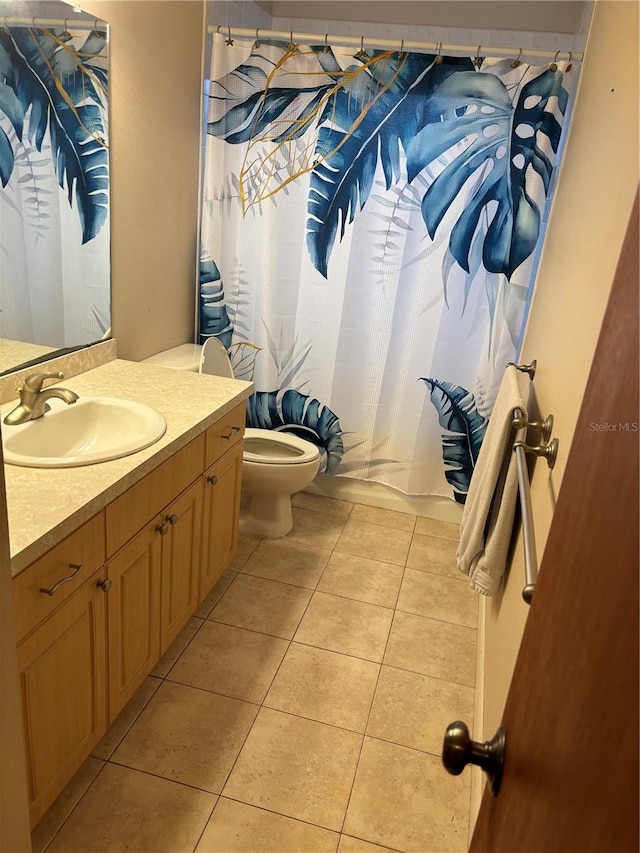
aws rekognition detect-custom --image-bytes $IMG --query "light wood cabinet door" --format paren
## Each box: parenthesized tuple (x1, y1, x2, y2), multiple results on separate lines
(160, 479, 204, 652)
(201, 442, 243, 600)
(17, 569, 108, 828)
(106, 518, 162, 721)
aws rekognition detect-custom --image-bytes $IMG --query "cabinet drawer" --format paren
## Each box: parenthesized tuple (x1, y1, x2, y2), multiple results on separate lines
(13, 513, 106, 642)
(106, 434, 205, 556)
(205, 403, 245, 468)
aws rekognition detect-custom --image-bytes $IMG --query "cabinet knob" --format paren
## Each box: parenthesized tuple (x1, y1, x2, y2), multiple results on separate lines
(96, 578, 112, 592)
(39, 563, 82, 596)
(442, 721, 506, 797)
(207, 475, 218, 485)
(156, 522, 169, 536)
(166, 513, 179, 525)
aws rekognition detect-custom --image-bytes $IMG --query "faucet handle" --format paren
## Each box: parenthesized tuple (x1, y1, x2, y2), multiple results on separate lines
(23, 371, 65, 393)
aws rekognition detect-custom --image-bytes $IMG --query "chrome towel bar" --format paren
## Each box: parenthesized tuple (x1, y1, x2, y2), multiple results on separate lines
(510, 360, 559, 604)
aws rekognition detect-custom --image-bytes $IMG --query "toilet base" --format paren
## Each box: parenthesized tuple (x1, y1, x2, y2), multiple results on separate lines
(239, 491, 293, 538)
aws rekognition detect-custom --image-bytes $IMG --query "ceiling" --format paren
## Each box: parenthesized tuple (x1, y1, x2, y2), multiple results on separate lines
(257, 1, 587, 34)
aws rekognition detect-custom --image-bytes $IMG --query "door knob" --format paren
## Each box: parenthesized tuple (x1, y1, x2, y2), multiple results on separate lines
(442, 721, 506, 797)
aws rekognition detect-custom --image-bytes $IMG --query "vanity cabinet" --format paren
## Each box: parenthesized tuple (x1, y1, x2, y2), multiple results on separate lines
(106, 517, 162, 720)
(16, 568, 108, 828)
(201, 441, 243, 598)
(12, 402, 246, 827)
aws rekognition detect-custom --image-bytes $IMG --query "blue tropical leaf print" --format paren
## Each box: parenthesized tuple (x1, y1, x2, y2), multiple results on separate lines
(208, 44, 570, 281)
(0, 26, 109, 242)
(421, 378, 488, 504)
(405, 67, 568, 278)
(247, 389, 344, 474)
(199, 250, 233, 349)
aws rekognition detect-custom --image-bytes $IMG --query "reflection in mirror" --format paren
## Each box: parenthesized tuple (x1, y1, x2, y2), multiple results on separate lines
(0, 1, 109, 376)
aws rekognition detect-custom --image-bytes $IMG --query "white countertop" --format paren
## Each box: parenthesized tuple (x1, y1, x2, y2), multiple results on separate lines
(2, 359, 253, 576)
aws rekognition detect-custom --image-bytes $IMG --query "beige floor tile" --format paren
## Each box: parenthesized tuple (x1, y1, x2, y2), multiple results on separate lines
(318, 552, 404, 608)
(31, 757, 104, 853)
(335, 519, 411, 566)
(227, 533, 262, 571)
(242, 538, 331, 588)
(284, 506, 347, 549)
(151, 616, 204, 677)
(397, 569, 479, 628)
(367, 666, 474, 755)
(112, 681, 258, 793)
(414, 516, 460, 541)
(223, 707, 362, 831)
(406, 533, 460, 578)
(194, 569, 238, 618)
(343, 738, 469, 853)
(264, 643, 380, 731)
(338, 835, 401, 852)
(167, 620, 288, 703)
(351, 504, 416, 532)
(295, 592, 393, 662)
(47, 763, 215, 853)
(210, 574, 312, 639)
(196, 797, 339, 852)
(384, 612, 477, 686)
(92, 676, 162, 760)
(292, 490, 354, 519)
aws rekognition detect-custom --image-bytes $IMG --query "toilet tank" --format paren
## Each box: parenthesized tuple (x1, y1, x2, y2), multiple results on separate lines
(142, 344, 203, 372)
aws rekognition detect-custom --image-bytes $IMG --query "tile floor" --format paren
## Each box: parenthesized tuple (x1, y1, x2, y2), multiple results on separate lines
(32, 494, 478, 853)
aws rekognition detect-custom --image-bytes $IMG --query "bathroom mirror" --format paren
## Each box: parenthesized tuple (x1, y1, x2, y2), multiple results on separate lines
(0, 0, 110, 376)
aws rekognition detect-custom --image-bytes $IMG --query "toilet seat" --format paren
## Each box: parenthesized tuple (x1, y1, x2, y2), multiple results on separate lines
(243, 428, 320, 465)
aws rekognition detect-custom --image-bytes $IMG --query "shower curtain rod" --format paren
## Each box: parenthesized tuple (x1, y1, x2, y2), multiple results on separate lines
(1, 17, 107, 31)
(208, 25, 583, 63)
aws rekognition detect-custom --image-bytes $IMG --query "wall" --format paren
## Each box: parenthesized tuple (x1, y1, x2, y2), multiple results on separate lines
(478, 0, 638, 813)
(82, 0, 205, 363)
(272, 1, 586, 34)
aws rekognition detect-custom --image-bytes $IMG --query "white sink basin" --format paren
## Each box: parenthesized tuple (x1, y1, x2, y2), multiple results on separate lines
(2, 397, 167, 468)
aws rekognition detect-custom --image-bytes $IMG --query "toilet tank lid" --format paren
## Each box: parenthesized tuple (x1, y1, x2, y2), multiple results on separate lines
(143, 343, 203, 372)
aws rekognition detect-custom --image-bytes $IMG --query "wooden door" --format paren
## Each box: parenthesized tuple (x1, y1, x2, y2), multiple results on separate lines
(200, 442, 243, 600)
(160, 478, 204, 652)
(106, 518, 162, 721)
(17, 569, 108, 828)
(470, 197, 639, 851)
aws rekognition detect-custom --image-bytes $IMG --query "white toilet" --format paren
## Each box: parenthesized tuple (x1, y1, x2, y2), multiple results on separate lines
(144, 340, 320, 537)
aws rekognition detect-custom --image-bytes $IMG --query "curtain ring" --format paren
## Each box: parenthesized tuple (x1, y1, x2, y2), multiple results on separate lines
(399, 38, 405, 57)
(474, 44, 482, 67)
(216, 24, 222, 34)
(226, 25, 234, 46)
(254, 28, 260, 48)
(511, 47, 523, 68)
(356, 34, 366, 58)
(323, 32, 330, 53)
(288, 30, 296, 51)
(435, 41, 443, 63)
(94, 19, 100, 33)
(32, 16, 36, 28)
(566, 51, 573, 72)
(550, 49, 560, 71)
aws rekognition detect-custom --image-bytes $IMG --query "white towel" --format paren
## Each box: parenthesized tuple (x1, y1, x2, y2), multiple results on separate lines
(456, 365, 527, 596)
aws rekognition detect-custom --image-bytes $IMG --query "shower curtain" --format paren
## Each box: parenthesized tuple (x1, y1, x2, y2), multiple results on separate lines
(200, 34, 576, 501)
(0, 24, 109, 348)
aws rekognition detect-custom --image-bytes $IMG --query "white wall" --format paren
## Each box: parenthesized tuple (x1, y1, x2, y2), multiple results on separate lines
(476, 0, 639, 820)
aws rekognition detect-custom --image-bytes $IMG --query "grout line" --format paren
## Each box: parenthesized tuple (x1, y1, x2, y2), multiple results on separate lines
(105, 757, 222, 797)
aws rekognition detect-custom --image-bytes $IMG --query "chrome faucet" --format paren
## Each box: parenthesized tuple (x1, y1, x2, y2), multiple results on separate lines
(3, 371, 79, 426)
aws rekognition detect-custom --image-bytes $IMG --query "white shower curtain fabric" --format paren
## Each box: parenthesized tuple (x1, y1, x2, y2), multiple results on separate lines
(200, 34, 576, 501)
